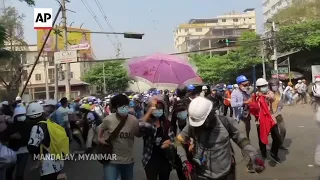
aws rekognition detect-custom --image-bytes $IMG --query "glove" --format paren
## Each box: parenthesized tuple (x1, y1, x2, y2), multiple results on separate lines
(253, 156, 265, 173)
(182, 160, 193, 179)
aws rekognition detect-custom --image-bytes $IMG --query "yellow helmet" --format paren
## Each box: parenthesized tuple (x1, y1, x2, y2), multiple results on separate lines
(80, 104, 91, 111)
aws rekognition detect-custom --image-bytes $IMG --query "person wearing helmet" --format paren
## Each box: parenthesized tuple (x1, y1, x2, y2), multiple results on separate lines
(176, 97, 265, 179)
(207, 88, 224, 113)
(255, 78, 281, 163)
(295, 79, 307, 104)
(223, 85, 234, 117)
(98, 94, 140, 180)
(268, 78, 288, 150)
(2, 105, 29, 180)
(187, 85, 197, 100)
(231, 75, 251, 138)
(283, 82, 294, 105)
(200, 86, 208, 97)
(26, 102, 64, 179)
(42, 99, 58, 119)
(139, 95, 175, 180)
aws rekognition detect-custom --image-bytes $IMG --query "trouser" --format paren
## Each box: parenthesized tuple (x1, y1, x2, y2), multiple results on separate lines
(239, 117, 251, 139)
(257, 124, 281, 158)
(297, 92, 307, 104)
(40, 172, 60, 180)
(103, 162, 134, 180)
(193, 163, 236, 180)
(6, 152, 29, 180)
(275, 114, 286, 146)
(145, 158, 172, 180)
(175, 156, 186, 180)
(223, 105, 233, 117)
(233, 107, 242, 122)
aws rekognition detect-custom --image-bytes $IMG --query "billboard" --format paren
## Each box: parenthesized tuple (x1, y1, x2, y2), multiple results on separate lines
(37, 26, 93, 61)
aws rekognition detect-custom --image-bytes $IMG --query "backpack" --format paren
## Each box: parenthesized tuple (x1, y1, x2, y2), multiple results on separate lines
(38, 119, 70, 160)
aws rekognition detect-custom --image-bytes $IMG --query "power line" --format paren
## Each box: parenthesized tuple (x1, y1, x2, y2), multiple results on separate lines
(80, 0, 118, 54)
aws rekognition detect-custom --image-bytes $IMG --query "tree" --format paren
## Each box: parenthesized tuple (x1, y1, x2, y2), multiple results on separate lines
(271, 0, 320, 25)
(190, 31, 262, 83)
(82, 61, 131, 93)
(0, 6, 27, 100)
(18, 0, 35, 6)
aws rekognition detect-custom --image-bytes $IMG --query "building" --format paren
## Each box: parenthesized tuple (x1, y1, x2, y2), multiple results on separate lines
(1, 44, 91, 101)
(262, 0, 292, 24)
(174, 9, 257, 55)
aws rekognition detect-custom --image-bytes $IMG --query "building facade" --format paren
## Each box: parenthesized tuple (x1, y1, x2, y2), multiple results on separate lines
(1, 44, 92, 101)
(174, 9, 257, 55)
(262, 0, 292, 23)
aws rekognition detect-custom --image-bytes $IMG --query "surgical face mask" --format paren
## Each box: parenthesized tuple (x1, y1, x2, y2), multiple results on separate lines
(240, 86, 246, 91)
(117, 106, 129, 116)
(260, 86, 269, 93)
(16, 115, 26, 122)
(152, 109, 164, 118)
(271, 85, 278, 92)
(177, 110, 188, 120)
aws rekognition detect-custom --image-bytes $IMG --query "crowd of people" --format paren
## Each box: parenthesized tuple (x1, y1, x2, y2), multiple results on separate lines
(1, 75, 320, 180)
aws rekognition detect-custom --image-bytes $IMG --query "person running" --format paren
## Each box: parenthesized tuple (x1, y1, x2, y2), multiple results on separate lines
(176, 97, 265, 180)
(98, 94, 140, 180)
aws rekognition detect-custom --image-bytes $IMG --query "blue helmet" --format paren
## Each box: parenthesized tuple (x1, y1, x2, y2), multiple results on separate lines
(187, 84, 196, 91)
(129, 101, 135, 107)
(227, 85, 233, 89)
(236, 75, 248, 84)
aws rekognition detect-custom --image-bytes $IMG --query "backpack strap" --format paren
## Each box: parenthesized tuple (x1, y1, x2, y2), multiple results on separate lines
(106, 118, 127, 143)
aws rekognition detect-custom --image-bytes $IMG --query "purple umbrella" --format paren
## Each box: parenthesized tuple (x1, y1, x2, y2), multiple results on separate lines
(127, 53, 200, 85)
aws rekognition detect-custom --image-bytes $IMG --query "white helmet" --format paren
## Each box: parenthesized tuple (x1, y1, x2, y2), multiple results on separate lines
(315, 78, 320, 82)
(233, 84, 238, 88)
(133, 94, 139, 99)
(279, 81, 283, 84)
(42, 99, 57, 106)
(256, 78, 268, 87)
(202, 86, 208, 90)
(26, 102, 44, 119)
(298, 80, 302, 83)
(188, 97, 213, 127)
(12, 106, 27, 122)
(15, 96, 22, 101)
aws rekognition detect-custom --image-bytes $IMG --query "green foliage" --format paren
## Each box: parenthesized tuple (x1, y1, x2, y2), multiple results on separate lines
(271, 0, 320, 25)
(276, 20, 320, 52)
(190, 31, 262, 83)
(82, 61, 130, 93)
(19, 0, 35, 6)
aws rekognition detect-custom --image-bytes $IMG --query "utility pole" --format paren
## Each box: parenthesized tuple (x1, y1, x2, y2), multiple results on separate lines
(61, 0, 70, 99)
(271, 22, 278, 78)
(54, 25, 59, 101)
(102, 62, 106, 94)
(261, 46, 266, 79)
(44, 56, 49, 100)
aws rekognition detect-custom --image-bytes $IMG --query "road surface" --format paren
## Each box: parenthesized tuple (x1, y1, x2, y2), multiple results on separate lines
(26, 104, 319, 180)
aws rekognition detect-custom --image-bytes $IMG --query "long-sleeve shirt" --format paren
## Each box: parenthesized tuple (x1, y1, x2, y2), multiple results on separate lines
(231, 88, 244, 108)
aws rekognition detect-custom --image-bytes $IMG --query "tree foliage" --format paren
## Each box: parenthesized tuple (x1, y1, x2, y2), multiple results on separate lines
(271, 0, 320, 25)
(190, 31, 262, 83)
(82, 61, 131, 93)
(0, 6, 27, 100)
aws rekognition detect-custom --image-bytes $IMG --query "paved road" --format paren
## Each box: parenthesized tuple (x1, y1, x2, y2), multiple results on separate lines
(26, 104, 319, 180)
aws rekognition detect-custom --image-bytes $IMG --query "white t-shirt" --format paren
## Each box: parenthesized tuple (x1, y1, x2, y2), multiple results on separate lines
(28, 125, 64, 176)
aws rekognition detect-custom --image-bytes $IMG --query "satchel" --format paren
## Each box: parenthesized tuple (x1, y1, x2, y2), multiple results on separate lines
(97, 118, 127, 164)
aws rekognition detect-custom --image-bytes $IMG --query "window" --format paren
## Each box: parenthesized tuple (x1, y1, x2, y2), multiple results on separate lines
(48, 56, 54, 66)
(70, 72, 74, 78)
(195, 28, 202, 32)
(184, 29, 189, 33)
(35, 74, 41, 81)
(48, 68, 54, 80)
(222, 19, 226, 22)
(233, 19, 238, 22)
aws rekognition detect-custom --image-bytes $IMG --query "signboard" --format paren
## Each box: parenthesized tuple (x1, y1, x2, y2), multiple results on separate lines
(271, 67, 289, 75)
(37, 26, 93, 61)
(54, 50, 77, 64)
(179, 23, 207, 28)
(34, 8, 52, 30)
(312, 65, 320, 82)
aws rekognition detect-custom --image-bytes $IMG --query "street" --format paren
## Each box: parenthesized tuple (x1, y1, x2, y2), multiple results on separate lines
(25, 104, 319, 180)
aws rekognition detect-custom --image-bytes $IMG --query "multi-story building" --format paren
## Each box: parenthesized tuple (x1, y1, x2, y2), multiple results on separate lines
(1, 44, 92, 101)
(262, 0, 292, 24)
(174, 9, 257, 55)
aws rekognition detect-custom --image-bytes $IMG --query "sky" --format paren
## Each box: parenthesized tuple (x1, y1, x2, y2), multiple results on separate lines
(8, 0, 263, 59)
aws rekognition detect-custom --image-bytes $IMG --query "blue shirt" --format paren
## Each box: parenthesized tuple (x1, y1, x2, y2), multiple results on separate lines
(53, 106, 70, 127)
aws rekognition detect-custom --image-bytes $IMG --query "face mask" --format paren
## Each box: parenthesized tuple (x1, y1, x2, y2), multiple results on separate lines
(240, 86, 246, 91)
(16, 115, 26, 122)
(271, 85, 278, 92)
(117, 106, 129, 116)
(177, 110, 188, 120)
(260, 87, 269, 93)
(152, 109, 164, 118)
